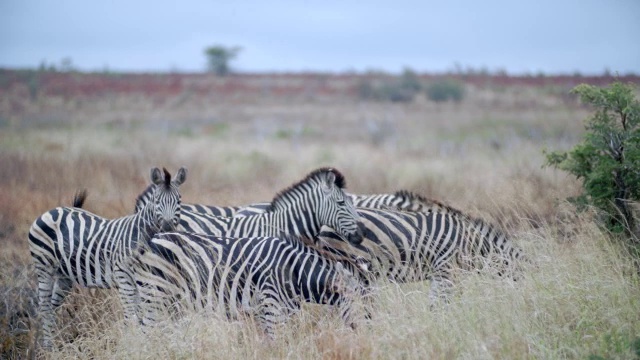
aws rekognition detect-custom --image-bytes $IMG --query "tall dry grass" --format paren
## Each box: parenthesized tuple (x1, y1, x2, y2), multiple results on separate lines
(25, 214, 640, 359)
(0, 86, 638, 358)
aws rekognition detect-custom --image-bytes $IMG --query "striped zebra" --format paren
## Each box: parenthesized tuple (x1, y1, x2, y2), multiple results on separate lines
(131, 232, 366, 338)
(203, 187, 523, 303)
(28, 167, 187, 348)
(315, 207, 525, 304)
(136, 167, 364, 245)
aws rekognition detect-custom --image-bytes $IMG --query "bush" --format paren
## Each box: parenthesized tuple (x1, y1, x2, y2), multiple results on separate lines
(545, 82, 640, 239)
(357, 69, 423, 103)
(425, 79, 465, 103)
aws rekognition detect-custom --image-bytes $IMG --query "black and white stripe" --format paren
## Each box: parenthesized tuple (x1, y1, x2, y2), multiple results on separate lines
(316, 206, 525, 304)
(28, 167, 187, 348)
(132, 231, 365, 338)
(139, 167, 363, 245)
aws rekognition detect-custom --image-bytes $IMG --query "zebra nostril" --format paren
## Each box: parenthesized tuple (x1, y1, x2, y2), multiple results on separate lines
(161, 222, 174, 232)
(347, 230, 363, 245)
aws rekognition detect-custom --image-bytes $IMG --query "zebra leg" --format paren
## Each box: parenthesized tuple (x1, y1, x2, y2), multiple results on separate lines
(136, 281, 157, 327)
(114, 268, 140, 323)
(34, 268, 56, 349)
(254, 285, 292, 340)
(428, 266, 454, 307)
(51, 277, 73, 308)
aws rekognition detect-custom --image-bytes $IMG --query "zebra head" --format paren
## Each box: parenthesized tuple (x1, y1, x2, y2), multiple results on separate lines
(148, 167, 188, 232)
(314, 168, 363, 245)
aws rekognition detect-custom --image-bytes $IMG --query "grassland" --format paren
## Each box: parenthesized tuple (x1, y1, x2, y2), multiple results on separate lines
(0, 73, 639, 359)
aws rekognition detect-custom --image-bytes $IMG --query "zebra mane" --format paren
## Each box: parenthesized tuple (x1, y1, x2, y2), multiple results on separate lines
(134, 184, 155, 212)
(162, 167, 172, 189)
(267, 167, 346, 212)
(73, 189, 88, 208)
(393, 190, 465, 217)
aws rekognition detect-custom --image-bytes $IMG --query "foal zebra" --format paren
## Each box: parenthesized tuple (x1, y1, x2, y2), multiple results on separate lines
(131, 232, 365, 338)
(28, 167, 187, 348)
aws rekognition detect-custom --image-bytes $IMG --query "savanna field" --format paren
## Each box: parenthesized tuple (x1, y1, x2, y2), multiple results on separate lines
(1, 71, 639, 359)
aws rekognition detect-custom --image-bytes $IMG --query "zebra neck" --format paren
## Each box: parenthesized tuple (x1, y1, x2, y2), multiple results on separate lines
(133, 204, 160, 245)
(292, 250, 338, 304)
(262, 208, 321, 238)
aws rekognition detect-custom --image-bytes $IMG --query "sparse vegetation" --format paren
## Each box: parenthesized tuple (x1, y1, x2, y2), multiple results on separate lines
(0, 71, 638, 359)
(425, 79, 465, 103)
(358, 68, 423, 102)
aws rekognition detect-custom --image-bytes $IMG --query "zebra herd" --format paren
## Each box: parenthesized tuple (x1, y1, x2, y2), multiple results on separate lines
(28, 166, 525, 349)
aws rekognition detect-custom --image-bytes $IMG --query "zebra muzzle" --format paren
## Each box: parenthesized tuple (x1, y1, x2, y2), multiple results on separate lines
(346, 224, 364, 245)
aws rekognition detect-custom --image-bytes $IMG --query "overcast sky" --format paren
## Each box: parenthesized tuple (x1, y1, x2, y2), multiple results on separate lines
(1, 1, 639, 74)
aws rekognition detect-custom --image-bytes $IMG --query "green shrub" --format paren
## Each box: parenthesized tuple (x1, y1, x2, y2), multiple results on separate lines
(377, 83, 416, 102)
(357, 69, 423, 103)
(425, 79, 465, 103)
(545, 82, 640, 239)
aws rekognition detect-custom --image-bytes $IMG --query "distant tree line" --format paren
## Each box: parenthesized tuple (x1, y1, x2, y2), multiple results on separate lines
(357, 68, 466, 103)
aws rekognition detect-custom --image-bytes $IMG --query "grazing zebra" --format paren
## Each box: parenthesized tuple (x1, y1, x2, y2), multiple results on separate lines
(315, 207, 525, 304)
(136, 167, 364, 245)
(28, 167, 187, 348)
(131, 232, 366, 338)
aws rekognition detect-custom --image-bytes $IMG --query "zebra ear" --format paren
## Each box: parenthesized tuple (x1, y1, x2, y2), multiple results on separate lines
(322, 171, 336, 193)
(150, 167, 163, 185)
(173, 167, 187, 186)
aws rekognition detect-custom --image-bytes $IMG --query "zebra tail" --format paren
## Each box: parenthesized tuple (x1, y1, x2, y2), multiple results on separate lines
(73, 189, 88, 208)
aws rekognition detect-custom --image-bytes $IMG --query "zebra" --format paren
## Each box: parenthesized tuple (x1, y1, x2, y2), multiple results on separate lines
(136, 167, 364, 245)
(28, 167, 187, 348)
(314, 207, 525, 305)
(131, 231, 366, 338)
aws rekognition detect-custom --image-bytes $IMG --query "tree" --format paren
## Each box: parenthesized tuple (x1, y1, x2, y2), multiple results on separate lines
(545, 82, 640, 241)
(204, 45, 241, 76)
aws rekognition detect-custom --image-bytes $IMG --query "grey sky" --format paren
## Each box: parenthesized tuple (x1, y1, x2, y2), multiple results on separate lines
(1, 0, 639, 74)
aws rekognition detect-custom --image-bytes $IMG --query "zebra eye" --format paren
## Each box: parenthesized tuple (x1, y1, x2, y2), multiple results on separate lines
(337, 200, 345, 206)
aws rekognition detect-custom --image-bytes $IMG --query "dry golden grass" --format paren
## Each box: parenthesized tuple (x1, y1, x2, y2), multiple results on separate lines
(1, 86, 638, 359)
